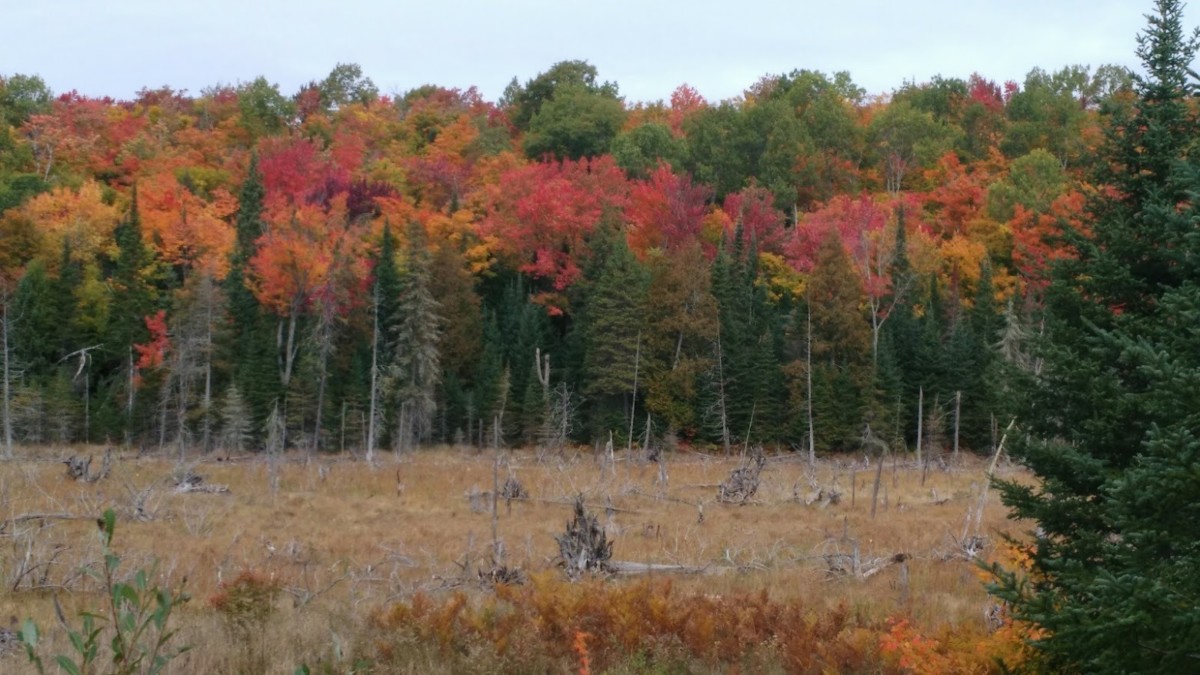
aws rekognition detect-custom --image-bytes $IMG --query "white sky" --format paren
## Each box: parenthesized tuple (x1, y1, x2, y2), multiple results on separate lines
(1, 1, 1188, 103)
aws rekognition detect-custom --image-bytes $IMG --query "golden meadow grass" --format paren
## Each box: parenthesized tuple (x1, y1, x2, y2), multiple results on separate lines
(0, 445, 1028, 673)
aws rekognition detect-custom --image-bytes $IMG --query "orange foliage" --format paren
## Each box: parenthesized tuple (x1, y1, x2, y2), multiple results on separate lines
(251, 194, 369, 318)
(368, 577, 912, 673)
(19, 182, 121, 266)
(138, 173, 236, 278)
(1009, 189, 1086, 294)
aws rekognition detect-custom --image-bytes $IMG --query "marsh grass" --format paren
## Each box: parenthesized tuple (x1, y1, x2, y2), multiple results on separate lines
(0, 444, 1027, 673)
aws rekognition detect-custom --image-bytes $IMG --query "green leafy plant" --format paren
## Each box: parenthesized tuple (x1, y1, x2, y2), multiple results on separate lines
(20, 508, 190, 675)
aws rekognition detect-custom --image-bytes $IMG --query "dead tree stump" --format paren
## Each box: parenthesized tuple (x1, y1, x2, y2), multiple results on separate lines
(63, 448, 112, 483)
(718, 448, 765, 504)
(555, 496, 613, 578)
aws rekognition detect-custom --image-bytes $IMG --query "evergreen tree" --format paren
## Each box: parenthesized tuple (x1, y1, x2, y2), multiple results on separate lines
(104, 186, 163, 440)
(368, 222, 404, 450)
(391, 223, 441, 450)
(804, 231, 872, 450)
(643, 243, 718, 440)
(578, 222, 648, 440)
(225, 155, 277, 428)
(992, 3, 1200, 671)
(877, 210, 921, 446)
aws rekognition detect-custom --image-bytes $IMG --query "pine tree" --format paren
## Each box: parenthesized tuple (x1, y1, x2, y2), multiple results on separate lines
(992, 3, 1200, 671)
(391, 222, 441, 450)
(643, 242, 718, 440)
(107, 185, 161, 439)
(366, 222, 403, 455)
(877, 211, 921, 446)
(578, 222, 648, 441)
(224, 155, 277, 428)
(804, 231, 871, 450)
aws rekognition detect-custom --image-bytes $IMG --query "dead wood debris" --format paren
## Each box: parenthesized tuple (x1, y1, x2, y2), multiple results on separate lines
(171, 469, 230, 494)
(824, 550, 910, 580)
(63, 448, 112, 483)
(794, 480, 843, 508)
(935, 533, 988, 562)
(500, 475, 528, 501)
(0, 622, 19, 657)
(717, 448, 765, 505)
(555, 496, 613, 579)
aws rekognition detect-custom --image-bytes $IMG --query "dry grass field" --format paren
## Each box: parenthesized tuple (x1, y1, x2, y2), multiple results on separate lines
(0, 444, 1030, 673)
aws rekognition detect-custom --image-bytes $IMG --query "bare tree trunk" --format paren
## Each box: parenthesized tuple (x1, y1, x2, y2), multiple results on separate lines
(202, 280, 214, 453)
(127, 345, 136, 447)
(806, 305, 816, 467)
(312, 306, 334, 455)
(626, 331, 641, 454)
(714, 327, 731, 456)
(953, 390, 961, 460)
(1, 287, 13, 459)
(278, 312, 299, 389)
(915, 386, 924, 466)
(366, 284, 380, 464)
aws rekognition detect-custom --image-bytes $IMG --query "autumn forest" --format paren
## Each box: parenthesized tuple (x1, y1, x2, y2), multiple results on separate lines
(8, 0, 1200, 670)
(0, 57, 1134, 458)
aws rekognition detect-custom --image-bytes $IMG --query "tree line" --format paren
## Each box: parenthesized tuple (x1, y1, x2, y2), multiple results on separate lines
(0, 45, 1132, 458)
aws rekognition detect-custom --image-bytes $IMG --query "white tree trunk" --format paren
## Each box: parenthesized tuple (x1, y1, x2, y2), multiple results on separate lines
(1, 287, 13, 459)
(366, 284, 380, 464)
(916, 386, 924, 465)
(806, 306, 816, 467)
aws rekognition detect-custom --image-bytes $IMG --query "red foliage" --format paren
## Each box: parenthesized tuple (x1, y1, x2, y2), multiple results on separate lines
(133, 310, 170, 386)
(787, 194, 889, 275)
(967, 74, 1005, 114)
(921, 152, 991, 239)
(480, 156, 629, 300)
(625, 164, 712, 256)
(721, 184, 786, 254)
(258, 135, 346, 207)
(668, 84, 707, 136)
(1009, 190, 1085, 293)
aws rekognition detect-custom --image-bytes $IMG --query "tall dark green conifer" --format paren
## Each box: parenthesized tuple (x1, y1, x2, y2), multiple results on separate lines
(225, 155, 276, 430)
(107, 186, 161, 438)
(578, 222, 648, 440)
(992, 2, 1200, 671)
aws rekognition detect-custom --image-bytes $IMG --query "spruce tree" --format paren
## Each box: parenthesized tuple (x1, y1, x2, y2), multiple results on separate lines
(106, 186, 161, 439)
(578, 222, 648, 441)
(225, 155, 277, 428)
(992, 2, 1200, 671)
(805, 231, 871, 450)
(391, 222, 441, 450)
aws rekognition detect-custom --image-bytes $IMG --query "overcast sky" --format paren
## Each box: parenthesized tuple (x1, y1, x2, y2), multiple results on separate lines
(2, 1, 1189, 104)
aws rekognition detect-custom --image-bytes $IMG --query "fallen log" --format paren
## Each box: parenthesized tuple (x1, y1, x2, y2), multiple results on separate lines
(608, 560, 708, 576)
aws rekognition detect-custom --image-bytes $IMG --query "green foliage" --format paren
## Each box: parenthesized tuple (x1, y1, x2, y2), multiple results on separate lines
(503, 59, 619, 132)
(237, 76, 296, 140)
(226, 156, 277, 427)
(522, 84, 625, 161)
(390, 223, 442, 449)
(805, 232, 872, 449)
(577, 223, 648, 438)
(20, 509, 190, 675)
(611, 122, 685, 178)
(0, 73, 52, 128)
(986, 149, 1066, 222)
(992, 2, 1200, 671)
